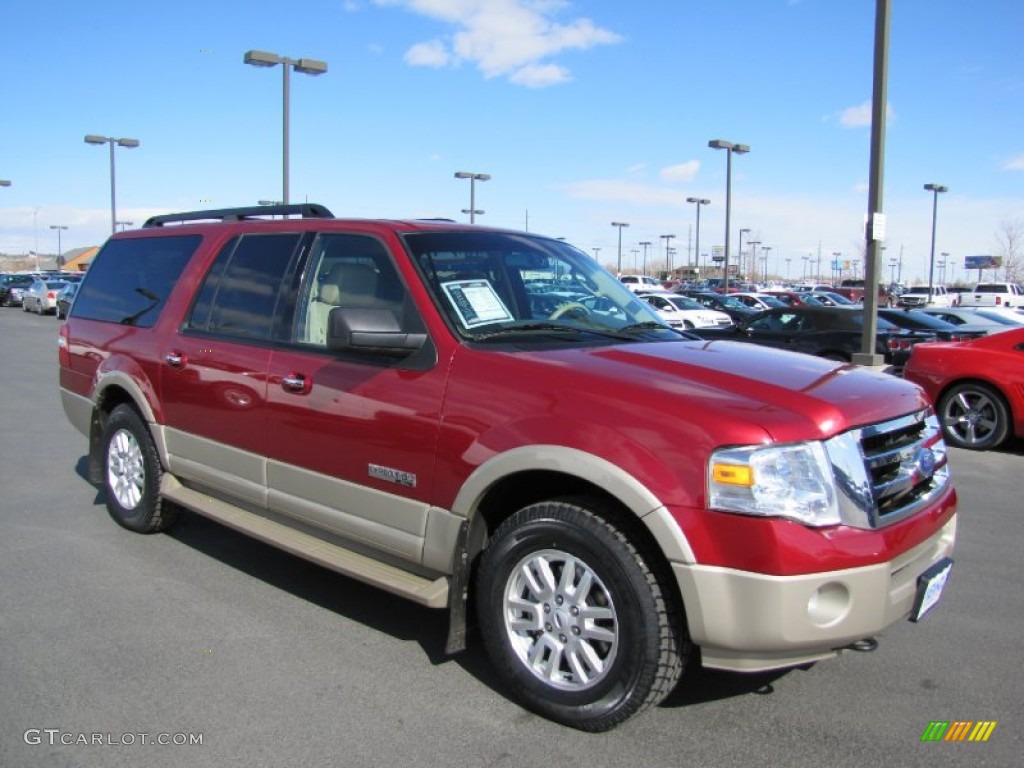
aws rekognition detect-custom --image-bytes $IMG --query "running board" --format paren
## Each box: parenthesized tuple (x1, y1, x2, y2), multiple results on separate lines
(161, 476, 449, 608)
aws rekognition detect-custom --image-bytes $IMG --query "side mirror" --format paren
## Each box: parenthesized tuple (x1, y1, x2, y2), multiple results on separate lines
(326, 306, 427, 357)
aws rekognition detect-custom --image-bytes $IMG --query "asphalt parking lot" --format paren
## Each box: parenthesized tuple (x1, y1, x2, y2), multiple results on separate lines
(1, 308, 1021, 768)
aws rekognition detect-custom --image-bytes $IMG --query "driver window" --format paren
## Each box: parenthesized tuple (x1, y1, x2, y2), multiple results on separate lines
(298, 234, 406, 346)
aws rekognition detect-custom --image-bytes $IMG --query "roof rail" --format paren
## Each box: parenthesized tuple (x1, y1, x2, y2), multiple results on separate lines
(142, 203, 335, 228)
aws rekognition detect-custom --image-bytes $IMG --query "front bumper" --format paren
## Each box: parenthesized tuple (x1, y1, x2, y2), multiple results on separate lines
(674, 513, 957, 672)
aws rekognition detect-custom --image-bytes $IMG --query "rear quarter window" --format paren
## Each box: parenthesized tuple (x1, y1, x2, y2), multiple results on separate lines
(71, 236, 201, 326)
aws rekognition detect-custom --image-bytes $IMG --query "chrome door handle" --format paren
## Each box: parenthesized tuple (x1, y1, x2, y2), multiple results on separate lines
(281, 373, 309, 394)
(165, 351, 186, 368)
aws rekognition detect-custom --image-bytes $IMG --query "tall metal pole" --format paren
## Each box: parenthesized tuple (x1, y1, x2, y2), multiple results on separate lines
(856, 0, 890, 366)
(282, 62, 290, 205)
(611, 222, 629, 274)
(924, 183, 948, 304)
(724, 149, 733, 292)
(108, 141, 117, 235)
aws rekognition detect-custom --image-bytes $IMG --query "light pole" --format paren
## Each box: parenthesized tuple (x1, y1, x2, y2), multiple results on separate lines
(737, 228, 750, 283)
(116, 220, 133, 232)
(889, 258, 898, 284)
(50, 225, 68, 268)
(84, 135, 140, 235)
(924, 183, 948, 303)
(709, 139, 750, 293)
(748, 240, 761, 284)
(454, 171, 490, 223)
(943, 252, 954, 285)
(660, 234, 675, 277)
(244, 49, 328, 206)
(762, 246, 772, 283)
(592, 247, 601, 262)
(832, 252, 842, 284)
(611, 221, 630, 274)
(686, 197, 710, 284)
(785, 257, 791, 279)
(638, 241, 651, 275)
(630, 248, 639, 272)
(802, 255, 810, 281)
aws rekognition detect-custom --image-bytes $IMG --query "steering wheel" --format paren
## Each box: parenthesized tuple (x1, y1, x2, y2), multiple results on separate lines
(550, 302, 591, 320)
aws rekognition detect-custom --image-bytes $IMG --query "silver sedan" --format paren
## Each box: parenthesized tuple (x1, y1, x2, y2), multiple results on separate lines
(21, 278, 68, 315)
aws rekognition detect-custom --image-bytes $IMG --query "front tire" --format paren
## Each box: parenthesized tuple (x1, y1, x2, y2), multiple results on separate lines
(938, 382, 1010, 450)
(476, 498, 688, 731)
(100, 405, 178, 532)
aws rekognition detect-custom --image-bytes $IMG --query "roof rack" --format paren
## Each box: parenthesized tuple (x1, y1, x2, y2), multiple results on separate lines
(142, 203, 335, 228)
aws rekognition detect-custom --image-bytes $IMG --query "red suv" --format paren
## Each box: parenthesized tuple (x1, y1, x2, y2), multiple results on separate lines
(59, 205, 957, 731)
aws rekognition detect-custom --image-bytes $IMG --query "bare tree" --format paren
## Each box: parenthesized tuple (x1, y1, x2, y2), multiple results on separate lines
(994, 217, 1024, 282)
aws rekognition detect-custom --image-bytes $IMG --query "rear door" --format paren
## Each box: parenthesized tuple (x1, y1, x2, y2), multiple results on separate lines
(159, 232, 305, 507)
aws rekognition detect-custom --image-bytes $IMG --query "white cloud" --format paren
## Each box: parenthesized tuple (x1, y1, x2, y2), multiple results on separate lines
(660, 161, 700, 183)
(405, 39, 451, 67)
(837, 100, 895, 129)
(374, 0, 621, 87)
(509, 63, 570, 87)
(1003, 153, 1024, 171)
(561, 179, 688, 208)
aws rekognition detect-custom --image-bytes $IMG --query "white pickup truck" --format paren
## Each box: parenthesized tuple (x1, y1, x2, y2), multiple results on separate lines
(897, 285, 956, 308)
(958, 282, 1023, 308)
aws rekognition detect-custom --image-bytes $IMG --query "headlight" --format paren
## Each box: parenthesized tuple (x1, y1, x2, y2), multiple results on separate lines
(708, 441, 840, 527)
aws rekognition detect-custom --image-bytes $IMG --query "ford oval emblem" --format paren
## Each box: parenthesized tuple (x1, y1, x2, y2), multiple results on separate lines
(915, 447, 936, 479)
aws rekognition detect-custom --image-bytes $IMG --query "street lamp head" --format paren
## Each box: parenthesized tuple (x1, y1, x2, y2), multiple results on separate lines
(0, 179, 10, 187)
(244, 49, 282, 67)
(686, 197, 710, 205)
(732, 144, 751, 155)
(924, 183, 948, 194)
(708, 139, 731, 150)
(117, 138, 140, 149)
(294, 58, 328, 75)
(739, 227, 751, 235)
(455, 171, 490, 181)
(611, 221, 629, 228)
(84, 134, 108, 145)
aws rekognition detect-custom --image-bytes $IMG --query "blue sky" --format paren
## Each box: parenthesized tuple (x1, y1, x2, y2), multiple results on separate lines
(2, 0, 1022, 283)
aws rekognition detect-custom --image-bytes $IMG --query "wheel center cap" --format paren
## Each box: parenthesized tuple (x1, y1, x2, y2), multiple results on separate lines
(553, 608, 571, 630)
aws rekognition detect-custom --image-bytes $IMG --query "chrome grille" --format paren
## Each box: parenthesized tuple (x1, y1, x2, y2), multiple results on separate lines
(825, 409, 950, 529)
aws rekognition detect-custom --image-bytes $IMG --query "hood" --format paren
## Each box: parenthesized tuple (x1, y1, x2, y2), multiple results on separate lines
(521, 338, 930, 444)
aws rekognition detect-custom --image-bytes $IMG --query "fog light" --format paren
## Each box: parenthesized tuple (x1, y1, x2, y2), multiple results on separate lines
(807, 582, 851, 626)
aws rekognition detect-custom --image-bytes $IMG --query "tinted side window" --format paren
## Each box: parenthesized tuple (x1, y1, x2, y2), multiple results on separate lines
(71, 236, 200, 326)
(187, 234, 300, 340)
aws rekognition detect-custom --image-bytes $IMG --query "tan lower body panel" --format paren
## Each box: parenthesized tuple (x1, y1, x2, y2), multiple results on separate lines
(676, 514, 957, 672)
(160, 475, 449, 608)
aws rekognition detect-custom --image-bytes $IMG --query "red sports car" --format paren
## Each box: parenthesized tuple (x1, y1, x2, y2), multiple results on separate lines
(903, 328, 1024, 450)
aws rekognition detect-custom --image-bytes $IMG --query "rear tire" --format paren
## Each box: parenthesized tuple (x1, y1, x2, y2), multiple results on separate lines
(938, 382, 1010, 450)
(100, 405, 178, 532)
(476, 498, 688, 731)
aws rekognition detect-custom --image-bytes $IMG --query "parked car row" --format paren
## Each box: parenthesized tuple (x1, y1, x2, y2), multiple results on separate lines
(686, 305, 938, 369)
(1, 272, 82, 316)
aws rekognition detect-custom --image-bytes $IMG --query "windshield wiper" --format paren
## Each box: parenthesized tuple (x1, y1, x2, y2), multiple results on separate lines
(473, 322, 585, 340)
(618, 321, 670, 332)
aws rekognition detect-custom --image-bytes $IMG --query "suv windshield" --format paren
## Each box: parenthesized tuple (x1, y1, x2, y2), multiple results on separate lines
(404, 231, 675, 341)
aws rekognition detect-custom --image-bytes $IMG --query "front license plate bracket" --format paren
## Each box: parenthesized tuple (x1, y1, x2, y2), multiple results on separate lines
(910, 557, 954, 622)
